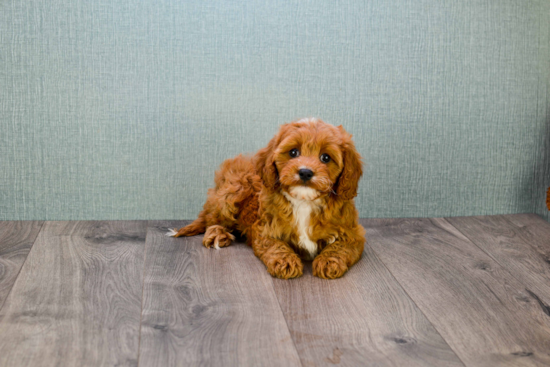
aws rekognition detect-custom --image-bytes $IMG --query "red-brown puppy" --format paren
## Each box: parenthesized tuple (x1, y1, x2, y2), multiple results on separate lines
(168, 118, 365, 279)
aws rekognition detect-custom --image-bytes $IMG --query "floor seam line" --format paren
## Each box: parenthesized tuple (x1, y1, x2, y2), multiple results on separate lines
(444, 215, 550, 308)
(136, 220, 151, 367)
(270, 278, 305, 367)
(0, 220, 46, 314)
(364, 219, 469, 367)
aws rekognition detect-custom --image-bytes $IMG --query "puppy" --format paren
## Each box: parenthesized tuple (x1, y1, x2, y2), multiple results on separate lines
(168, 118, 366, 279)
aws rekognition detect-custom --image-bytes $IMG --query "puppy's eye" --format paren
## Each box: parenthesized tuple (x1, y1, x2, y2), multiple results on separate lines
(320, 153, 331, 163)
(289, 148, 300, 158)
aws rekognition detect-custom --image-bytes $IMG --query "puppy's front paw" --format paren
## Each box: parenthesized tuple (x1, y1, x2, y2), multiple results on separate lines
(265, 253, 303, 279)
(313, 253, 349, 279)
(203, 225, 235, 249)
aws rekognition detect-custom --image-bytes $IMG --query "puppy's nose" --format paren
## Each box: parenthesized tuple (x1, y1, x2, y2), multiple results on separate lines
(298, 168, 314, 182)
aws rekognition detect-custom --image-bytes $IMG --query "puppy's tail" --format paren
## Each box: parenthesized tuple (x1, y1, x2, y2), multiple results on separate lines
(166, 211, 207, 237)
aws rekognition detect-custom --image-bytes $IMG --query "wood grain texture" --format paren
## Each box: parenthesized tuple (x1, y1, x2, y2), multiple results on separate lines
(0, 221, 147, 367)
(447, 214, 550, 306)
(139, 221, 301, 367)
(505, 214, 550, 262)
(272, 244, 465, 367)
(363, 217, 550, 367)
(0, 221, 43, 310)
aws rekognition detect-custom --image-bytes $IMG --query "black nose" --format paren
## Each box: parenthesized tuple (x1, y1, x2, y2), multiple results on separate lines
(298, 168, 314, 182)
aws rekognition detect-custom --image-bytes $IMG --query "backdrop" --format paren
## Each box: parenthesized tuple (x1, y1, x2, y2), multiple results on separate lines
(1, 0, 549, 221)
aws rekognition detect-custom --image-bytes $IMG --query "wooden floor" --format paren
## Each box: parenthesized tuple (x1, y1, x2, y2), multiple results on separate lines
(0, 215, 549, 366)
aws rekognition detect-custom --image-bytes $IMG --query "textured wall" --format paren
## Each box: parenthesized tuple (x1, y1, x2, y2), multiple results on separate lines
(1, 0, 549, 220)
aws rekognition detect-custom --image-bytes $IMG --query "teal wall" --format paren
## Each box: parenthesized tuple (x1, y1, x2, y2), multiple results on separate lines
(1, 0, 549, 221)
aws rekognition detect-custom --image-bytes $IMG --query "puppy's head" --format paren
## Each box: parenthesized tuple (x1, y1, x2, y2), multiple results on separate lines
(255, 118, 363, 201)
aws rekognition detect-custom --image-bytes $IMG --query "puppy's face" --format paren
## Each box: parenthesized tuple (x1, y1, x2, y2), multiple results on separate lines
(274, 122, 344, 200)
(256, 118, 363, 201)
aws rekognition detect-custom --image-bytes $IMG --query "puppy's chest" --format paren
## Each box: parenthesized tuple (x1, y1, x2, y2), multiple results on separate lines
(283, 194, 331, 259)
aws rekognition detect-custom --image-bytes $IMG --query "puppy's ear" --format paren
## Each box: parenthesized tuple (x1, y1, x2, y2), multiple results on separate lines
(255, 125, 286, 190)
(335, 127, 363, 200)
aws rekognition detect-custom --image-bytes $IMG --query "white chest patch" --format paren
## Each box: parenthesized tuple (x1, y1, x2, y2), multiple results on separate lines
(283, 187, 322, 259)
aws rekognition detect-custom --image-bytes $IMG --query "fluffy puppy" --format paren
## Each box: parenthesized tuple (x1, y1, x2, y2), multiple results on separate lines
(168, 118, 366, 279)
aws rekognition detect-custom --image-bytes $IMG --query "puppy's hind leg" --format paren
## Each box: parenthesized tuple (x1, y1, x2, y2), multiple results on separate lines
(202, 224, 235, 249)
(167, 155, 254, 242)
(167, 210, 207, 237)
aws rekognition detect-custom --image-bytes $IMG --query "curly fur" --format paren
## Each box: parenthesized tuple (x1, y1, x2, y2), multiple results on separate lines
(170, 118, 366, 279)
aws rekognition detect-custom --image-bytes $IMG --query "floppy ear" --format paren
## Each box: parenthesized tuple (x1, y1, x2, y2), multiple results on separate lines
(335, 128, 363, 201)
(255, 126, 284, 190)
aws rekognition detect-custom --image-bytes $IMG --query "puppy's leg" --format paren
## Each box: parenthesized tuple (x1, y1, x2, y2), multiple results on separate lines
(169, 210, 207, 237)
(251, 236, 303, 279)
(168, 155, 257, 240)
(313, 236, 365, 279)
(202, 224, 235, 249)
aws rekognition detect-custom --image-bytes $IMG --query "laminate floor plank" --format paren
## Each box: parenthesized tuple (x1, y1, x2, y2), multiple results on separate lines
(505, 213, 550, 265)
(0, 221, 43, 310)
(139, 221, 301, 367)
(363, 217, 550, 367)
(0, 221, 148, 367)
(447, 214, 550, 306)
(272, 244, 465, 367)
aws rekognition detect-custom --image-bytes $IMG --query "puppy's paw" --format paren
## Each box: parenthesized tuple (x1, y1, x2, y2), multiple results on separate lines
(313, 253, 349, 279)
(265, 253, 303, 279)
(203, 225, 235, 249)
(165, 228, 178, 237)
